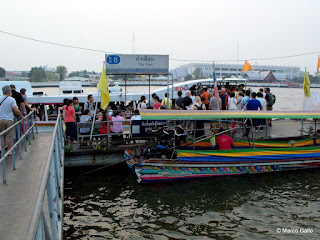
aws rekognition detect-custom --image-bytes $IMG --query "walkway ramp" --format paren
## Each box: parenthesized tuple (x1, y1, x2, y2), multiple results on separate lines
(0, 132, 53, 240)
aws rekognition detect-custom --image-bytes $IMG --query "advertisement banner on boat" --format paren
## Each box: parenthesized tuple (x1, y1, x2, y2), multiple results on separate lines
(105, 54, 169, 75)
(131, 120, 167, 137)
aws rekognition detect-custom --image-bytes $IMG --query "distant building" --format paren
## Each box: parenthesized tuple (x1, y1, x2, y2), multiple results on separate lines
(243, 71, 287, 82)
(87, 74, 100, 81)
(40, 65, 55, 72)
(65, 77, 90, 82)
(170, 67, 189, 81)
(173, 63, 300, 80)
(5, 71, 22, 80)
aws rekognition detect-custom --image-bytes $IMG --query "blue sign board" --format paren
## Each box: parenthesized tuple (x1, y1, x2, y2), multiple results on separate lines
(106, 55, 121, 64)
(105, 54, 169, 75)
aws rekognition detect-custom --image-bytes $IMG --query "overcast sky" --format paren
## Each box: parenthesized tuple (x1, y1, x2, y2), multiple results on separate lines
(0, 0, 319, 74)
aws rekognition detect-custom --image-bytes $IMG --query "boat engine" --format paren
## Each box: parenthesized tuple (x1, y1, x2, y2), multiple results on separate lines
(142, 126, 187, 159)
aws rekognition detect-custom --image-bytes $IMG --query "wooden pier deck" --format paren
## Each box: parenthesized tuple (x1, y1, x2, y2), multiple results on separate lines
(0, 132, 53, 240)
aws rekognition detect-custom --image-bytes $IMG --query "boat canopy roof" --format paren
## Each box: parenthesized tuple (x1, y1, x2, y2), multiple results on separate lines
(139, 110, 320, 120)
(0, 81, 33, 96)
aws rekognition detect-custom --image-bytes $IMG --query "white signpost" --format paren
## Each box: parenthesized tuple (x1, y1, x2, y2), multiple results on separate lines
(105, 54, 169, 75)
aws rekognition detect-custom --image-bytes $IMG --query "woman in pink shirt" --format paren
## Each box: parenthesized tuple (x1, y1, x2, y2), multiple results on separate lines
(112, 111, 126, 143)
(153, 96, 161, 110)
(112, 111, 126, 133)
(62, 99, 76, 143)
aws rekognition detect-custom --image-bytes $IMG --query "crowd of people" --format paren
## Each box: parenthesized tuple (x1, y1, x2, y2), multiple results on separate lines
(0, 82, 276, 152)
(142, 84, 275, 135)
(58, 83, 276, 144)
(61, 94, 130, 144)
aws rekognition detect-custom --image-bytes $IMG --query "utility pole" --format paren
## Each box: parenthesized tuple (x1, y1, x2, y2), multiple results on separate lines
(237, 41, 239, 77)
(132, 33, 135, 54)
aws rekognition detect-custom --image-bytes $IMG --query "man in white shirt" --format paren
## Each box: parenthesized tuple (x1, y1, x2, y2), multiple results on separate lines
(0, 85, 24, 153)
(131, 109, 142, 121)
(257, 92, 266, 111)
(190, 90, 196, 105)
(257, 91, 267, 132)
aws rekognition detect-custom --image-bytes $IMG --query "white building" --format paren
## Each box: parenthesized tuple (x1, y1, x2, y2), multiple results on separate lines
(176, 63, 300, 80)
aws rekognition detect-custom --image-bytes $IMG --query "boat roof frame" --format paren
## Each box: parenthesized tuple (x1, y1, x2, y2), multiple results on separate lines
(139, 110, 320, 120)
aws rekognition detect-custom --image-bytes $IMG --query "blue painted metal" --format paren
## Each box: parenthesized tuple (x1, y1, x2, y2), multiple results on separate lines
(25, 112, 64, 240)
(10, 129, 15, 170)
(1, 135, 6, 183)
(17, 123, 22, 160)
(0, 111, 37, 183)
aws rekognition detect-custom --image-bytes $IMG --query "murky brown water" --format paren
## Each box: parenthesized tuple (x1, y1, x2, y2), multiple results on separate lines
(63, 165, 320, 239)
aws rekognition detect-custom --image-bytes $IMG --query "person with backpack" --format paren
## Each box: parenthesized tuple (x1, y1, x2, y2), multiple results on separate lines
(240, 90, 251, 110)
(264, 88, 276, 126)
(161, 93, 172, 109)
(84, 94, 95, 117)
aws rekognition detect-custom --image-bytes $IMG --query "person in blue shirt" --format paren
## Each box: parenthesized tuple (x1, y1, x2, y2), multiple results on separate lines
(245, 92, 262, 136)
(246, 92, 262, 111)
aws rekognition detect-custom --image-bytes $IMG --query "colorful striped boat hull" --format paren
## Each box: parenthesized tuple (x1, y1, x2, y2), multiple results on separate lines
(125, 146, 320, 183)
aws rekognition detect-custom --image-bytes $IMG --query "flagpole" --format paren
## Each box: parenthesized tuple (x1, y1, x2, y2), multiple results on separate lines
(304, 66, 306, 103)
(213, 61, 220, 104)
(301, 67, 307, 136)
(90, 90, 100, 140)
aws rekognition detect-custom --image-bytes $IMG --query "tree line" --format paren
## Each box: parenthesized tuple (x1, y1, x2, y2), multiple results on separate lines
(0, 66, 99, 82)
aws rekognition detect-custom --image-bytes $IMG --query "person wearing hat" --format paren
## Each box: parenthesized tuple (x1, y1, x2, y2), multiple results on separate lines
(10, 84, 26, 116)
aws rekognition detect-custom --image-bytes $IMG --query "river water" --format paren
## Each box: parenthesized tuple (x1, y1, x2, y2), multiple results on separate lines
(62, 86, 320, 239)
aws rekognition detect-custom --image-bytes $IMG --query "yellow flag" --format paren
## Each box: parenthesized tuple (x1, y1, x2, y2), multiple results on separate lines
(303, 72, 311, 97)
(317, 56, 320, 73)
(97, 65, 111, 110)
(242, 60, 252, 72)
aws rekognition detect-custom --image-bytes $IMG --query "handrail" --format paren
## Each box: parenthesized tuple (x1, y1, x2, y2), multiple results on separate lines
(25, 111, 64, 240)
(0, 111, 34, 136)
(1, 110, 37, 183)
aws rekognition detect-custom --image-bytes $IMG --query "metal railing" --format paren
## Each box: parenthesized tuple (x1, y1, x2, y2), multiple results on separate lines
(1, 111, 37, 183)
(25, 111, 64, 240)
(76, 119, 133, 149)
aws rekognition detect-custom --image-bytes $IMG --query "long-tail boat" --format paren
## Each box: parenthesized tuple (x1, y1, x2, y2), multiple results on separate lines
(125, 110, 320, 183)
